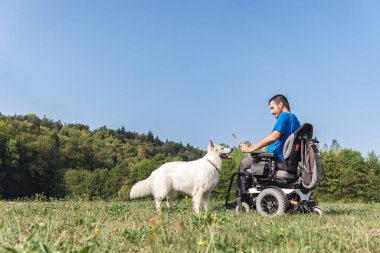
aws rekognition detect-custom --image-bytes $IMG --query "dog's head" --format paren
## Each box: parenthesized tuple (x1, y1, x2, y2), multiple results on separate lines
(207, 140, 233, 159)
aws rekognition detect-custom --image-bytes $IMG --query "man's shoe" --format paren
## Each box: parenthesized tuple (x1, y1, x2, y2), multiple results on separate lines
(242, 194, 255, 207)
(225, 201, 237, 210)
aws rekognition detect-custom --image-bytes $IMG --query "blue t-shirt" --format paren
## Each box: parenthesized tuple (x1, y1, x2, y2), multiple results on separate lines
(267, 112, 300, 161)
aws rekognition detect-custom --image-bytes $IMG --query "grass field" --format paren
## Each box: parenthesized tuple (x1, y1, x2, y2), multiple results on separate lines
(0, 198, 379, 253)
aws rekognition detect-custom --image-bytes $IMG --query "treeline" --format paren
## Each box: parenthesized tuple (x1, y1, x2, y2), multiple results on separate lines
(0, 113, 204, 200)
(0, 113, 379, 202)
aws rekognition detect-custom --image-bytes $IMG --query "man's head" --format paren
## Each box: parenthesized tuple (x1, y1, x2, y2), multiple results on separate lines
(268, 94, 290, 119)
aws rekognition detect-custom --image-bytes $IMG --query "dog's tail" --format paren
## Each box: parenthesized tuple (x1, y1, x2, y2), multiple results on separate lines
(129, 177, 152, 199)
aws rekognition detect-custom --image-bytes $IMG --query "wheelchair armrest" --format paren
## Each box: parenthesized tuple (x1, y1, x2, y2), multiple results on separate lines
(250, 152, 261, 157)
(250, 152, 277, 158)
(259, 153, 276, 158)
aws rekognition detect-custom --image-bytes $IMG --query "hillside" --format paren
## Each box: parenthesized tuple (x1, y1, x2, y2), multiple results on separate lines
(0, 113, 205, 199)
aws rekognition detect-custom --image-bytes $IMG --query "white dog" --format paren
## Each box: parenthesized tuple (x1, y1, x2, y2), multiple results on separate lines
(129, 140, 232, 213)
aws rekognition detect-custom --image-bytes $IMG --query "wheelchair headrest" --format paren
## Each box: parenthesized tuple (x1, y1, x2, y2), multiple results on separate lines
(294, 123, 313, 139)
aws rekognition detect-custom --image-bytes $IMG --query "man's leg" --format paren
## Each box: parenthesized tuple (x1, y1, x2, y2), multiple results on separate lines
(237, 157, 255, 196)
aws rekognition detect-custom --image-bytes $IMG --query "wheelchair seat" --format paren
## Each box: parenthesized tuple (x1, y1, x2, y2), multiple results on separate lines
(274, 161, 297, 181)
(274, 170, 297, 180)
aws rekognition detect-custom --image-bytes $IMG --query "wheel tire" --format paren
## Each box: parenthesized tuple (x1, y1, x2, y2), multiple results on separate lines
(235, 202, 250, 213)
(256, 188, 288, 216)
(311, 206, 324, 216)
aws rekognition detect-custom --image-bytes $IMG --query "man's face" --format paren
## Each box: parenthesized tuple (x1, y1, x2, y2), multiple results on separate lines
(269, 100, 283, 119)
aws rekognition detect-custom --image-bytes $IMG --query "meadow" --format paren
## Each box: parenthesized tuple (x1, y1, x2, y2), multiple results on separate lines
(0, 198, 379, 253)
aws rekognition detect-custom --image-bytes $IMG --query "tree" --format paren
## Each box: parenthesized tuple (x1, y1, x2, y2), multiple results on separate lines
(5, 139, 20, 168)
(361, 152, 380, 201)
(316, 148, 341, 200)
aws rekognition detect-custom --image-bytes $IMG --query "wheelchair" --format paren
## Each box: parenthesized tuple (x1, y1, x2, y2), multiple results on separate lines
(225, 123, 323, 216)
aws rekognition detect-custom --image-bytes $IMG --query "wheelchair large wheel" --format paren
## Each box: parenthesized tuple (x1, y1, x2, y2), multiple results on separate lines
(256, 188, 288, 216)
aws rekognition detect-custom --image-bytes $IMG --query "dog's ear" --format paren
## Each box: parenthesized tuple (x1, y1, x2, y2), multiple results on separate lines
(208, 139, 214, 152)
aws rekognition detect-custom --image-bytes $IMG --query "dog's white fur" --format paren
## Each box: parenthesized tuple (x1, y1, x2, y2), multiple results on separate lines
(129, 140, 232, 213)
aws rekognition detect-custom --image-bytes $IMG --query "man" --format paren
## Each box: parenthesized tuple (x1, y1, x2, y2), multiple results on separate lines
(237, 94, 300, 198)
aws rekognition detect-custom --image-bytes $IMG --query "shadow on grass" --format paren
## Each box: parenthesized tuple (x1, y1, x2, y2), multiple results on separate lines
(322, 205, 370, 216)
(324, 208, 358, 215)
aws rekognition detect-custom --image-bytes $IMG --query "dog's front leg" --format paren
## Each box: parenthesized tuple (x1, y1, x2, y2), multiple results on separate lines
(202, 191, 211, 212)
(192, 191, 203, 214)
(193, 201, 200, 214)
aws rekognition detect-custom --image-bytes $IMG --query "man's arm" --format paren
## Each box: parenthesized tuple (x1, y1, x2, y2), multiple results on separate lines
(240, 131, 281, 153)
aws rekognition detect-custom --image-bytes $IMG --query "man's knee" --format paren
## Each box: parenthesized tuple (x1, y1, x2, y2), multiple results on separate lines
(239, 157, 254, 173)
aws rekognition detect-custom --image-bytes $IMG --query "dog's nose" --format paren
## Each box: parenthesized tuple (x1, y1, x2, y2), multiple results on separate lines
(231, 148, 234, 152)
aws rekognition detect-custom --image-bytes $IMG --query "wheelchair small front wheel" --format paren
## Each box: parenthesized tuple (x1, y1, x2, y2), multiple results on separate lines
(235, 202, 250, 213)
(256, 188, 288, 216)
(310, 206, 324, 216)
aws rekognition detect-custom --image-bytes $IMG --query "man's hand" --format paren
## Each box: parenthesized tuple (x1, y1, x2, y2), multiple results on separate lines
(239, 131, 281, 153)
(240, 143, 252, 153)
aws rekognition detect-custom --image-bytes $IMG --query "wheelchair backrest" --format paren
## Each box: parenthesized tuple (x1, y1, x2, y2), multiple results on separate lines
(283, 123, 322, 189)
(283, 123, 313, 173)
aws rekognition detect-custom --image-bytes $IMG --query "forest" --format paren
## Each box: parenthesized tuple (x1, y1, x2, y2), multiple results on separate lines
(0, 113, 379, 202)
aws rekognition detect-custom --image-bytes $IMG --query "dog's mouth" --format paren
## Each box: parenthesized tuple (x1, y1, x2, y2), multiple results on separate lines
(221, 153, 232, 159)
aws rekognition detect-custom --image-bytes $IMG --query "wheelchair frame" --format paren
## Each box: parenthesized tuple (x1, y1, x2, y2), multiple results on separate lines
(224, 168, 322, 215)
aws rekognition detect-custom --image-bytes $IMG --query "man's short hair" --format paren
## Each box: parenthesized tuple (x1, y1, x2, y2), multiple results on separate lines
(268, 94, 290, 111)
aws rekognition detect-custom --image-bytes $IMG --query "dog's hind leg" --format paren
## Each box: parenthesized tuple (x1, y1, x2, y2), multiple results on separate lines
(152, 177, 169, 212)
(166, 190, 177, 208)
(155, 197, 163, 212)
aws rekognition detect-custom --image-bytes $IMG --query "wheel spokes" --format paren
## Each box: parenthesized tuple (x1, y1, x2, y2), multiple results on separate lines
(261, 194, 279, 214)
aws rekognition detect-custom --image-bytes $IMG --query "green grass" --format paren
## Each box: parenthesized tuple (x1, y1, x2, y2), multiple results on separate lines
(0, 198, 379, 252)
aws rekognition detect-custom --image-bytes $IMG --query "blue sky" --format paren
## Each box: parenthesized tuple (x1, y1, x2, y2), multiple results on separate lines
(1, 1, 380, 156)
